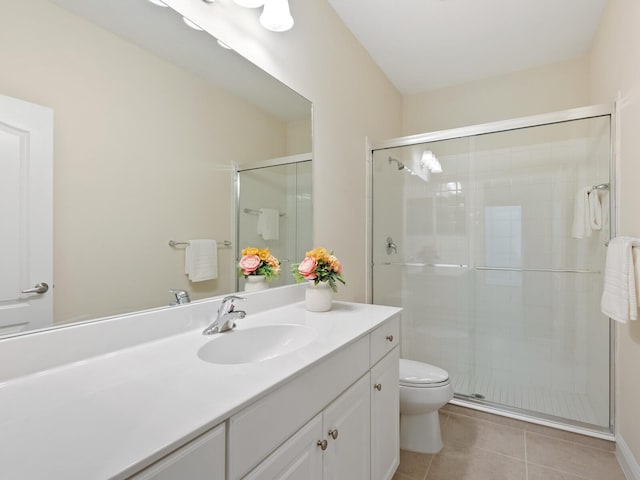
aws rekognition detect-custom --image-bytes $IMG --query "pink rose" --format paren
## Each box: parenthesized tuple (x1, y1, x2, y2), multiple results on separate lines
(328, 255, 342, 274)
(298, 256, 318, 279)
(239, 255, 260, 275)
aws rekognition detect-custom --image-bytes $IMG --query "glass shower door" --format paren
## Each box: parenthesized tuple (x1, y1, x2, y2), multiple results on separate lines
(372, 113, 612, 431)
(237, 160, 312, 290)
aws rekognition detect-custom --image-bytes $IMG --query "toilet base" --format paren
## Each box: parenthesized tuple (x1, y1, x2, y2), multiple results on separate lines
(400, 410, 443, 454)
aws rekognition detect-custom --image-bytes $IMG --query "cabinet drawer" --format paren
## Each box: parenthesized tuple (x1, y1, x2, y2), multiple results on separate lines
(228, 335, 370, 480)
(370, 315, 399, 366)
(129, 423, 225, 480)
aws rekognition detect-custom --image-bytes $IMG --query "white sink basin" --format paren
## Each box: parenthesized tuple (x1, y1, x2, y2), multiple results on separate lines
(198, 324, 318, 365)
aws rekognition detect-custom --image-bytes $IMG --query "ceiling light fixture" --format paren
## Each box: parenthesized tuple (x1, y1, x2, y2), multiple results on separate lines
(260, 0, 294, 32)
(183, 17, 204, 31)
(233, 0, 265, 7)
(421, 151, 443, 173)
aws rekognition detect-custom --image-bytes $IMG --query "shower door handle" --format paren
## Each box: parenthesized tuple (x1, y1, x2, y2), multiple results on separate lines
(386, 237, 397, 255)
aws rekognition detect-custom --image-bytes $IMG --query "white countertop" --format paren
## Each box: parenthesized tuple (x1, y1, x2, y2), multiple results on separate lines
(0, 299, 401, 479)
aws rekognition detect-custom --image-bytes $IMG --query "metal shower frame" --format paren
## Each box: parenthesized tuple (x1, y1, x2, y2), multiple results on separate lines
(367, 103, 617, 439)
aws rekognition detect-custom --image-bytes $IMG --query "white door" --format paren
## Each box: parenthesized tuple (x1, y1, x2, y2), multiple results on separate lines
(323, 374, 371, 480)
(0, 95, 53, 335)
(371, 348, 400, 480)
(243, 414, 323, 480)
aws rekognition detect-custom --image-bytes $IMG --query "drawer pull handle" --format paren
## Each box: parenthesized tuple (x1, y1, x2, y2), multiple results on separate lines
(328, 429, 339, 440)
(374, 383, 382, 391)
(386, 335, 394, 342)
(317, 439, 328, 450)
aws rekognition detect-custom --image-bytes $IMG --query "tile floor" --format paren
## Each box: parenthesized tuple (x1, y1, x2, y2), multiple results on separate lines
(393, 404, 625, 480)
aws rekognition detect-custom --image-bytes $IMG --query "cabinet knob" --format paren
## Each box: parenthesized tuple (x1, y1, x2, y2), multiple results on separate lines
(374, 383, 382, 391)
(328, 429, 339, 440)
(386, 335, 394, 342)
(317, 439, 328, 451)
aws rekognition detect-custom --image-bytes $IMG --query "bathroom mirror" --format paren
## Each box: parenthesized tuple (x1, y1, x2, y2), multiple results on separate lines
(0, 0, 312, 338)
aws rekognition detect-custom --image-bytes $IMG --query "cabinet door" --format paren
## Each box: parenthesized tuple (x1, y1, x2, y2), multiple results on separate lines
(130, 423, 225, 480)
(371, 347, 400, 480)
(323, 374, 371, 480)
(243, 414, 323, 480)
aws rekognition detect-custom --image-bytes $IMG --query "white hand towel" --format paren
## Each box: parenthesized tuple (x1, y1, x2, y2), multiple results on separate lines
(588, 190, 603, 231)
(185, 239, 218, 282)
(571, 187, 592, 239)
(601, 236, 640, 323)
(257, 208, 280, 241)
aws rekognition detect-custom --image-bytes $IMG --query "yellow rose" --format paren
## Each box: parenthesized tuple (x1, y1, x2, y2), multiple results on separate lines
(306, 247, 329, 262)
(242, 247, 259, 256)
(258, 248, 270, 260)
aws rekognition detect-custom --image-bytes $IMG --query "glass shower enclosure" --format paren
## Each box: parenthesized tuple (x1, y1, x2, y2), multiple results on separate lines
(371, 106, 613, 434)
(236, 155, 312, 291)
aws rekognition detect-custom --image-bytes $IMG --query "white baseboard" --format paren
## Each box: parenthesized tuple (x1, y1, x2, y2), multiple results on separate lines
(617, 435, 640, 480)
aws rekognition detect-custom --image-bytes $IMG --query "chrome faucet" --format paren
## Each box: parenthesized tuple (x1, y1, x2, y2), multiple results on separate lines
(203, 295, 246, 335)
(170, 289, 191, 305)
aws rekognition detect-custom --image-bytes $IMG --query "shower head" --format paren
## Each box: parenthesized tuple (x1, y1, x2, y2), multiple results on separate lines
(388, 157, 405, 170)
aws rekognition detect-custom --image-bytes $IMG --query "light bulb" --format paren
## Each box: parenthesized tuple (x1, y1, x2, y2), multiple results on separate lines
(421, 150, 442, 173)
(260, 0, 294, 32)
(183, 17, 203, 31)
(233, 0, 265, 7)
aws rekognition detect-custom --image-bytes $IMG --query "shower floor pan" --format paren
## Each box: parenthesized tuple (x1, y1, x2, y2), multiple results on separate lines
(450, 372, 600, 426)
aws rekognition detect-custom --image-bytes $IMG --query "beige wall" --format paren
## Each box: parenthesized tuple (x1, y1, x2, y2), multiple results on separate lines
(165, 0, 404, 302)
(403, 56, 590, 135)
(590, 0, 640, 464)
(0, 0, 289, 323)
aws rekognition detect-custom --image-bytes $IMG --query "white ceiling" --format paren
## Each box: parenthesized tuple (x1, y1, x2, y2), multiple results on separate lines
(328, 0, 609, 95)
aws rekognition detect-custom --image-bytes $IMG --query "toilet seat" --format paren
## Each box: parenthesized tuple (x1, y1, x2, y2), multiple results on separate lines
(400, 359, 450, 388)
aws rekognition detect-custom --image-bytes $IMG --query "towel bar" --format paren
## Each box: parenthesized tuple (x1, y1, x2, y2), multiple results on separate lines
(378, 263, 600, 274)
(169, 240, 232, 247)
(476, 266, 600, 274)
(243, 208, 286, 217)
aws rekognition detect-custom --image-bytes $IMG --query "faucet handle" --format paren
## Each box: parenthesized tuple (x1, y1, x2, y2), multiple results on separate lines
(219, 295, 245, 313)
(170, 289, 190, 305)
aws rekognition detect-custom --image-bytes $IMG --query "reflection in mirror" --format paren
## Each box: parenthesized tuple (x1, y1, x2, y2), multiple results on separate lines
(0, 0, 312, 338)
(237, 156, 313, 291)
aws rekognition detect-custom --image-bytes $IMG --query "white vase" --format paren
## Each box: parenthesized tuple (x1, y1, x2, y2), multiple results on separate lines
(244, 275, 269, 292)
(305, 281, 333, 312)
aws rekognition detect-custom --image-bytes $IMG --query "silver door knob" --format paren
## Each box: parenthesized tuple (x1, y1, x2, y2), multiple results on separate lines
(317, 439, 328, 450)
(374, 383, 382, 391)
(21, 282, 49, 294)
(328, 429, 339, 440)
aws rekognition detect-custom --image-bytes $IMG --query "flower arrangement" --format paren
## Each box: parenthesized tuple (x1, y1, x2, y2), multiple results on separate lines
(238, 247, 280, 280)
(292, 247, 345, 292)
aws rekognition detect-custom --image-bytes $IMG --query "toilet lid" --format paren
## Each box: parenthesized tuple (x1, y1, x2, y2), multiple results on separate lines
(399, 359, 449, 387)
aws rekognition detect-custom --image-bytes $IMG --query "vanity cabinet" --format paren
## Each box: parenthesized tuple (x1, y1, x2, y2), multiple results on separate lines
(371, 348, 400, 480)
(238, 315, 400, 480)
(129, 423, 225, 480)
(323, 374, 371, 478)
(244, 374, 370, 480)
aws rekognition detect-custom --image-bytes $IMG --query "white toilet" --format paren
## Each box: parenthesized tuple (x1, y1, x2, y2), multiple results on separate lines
(399, 358, 454, 453)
